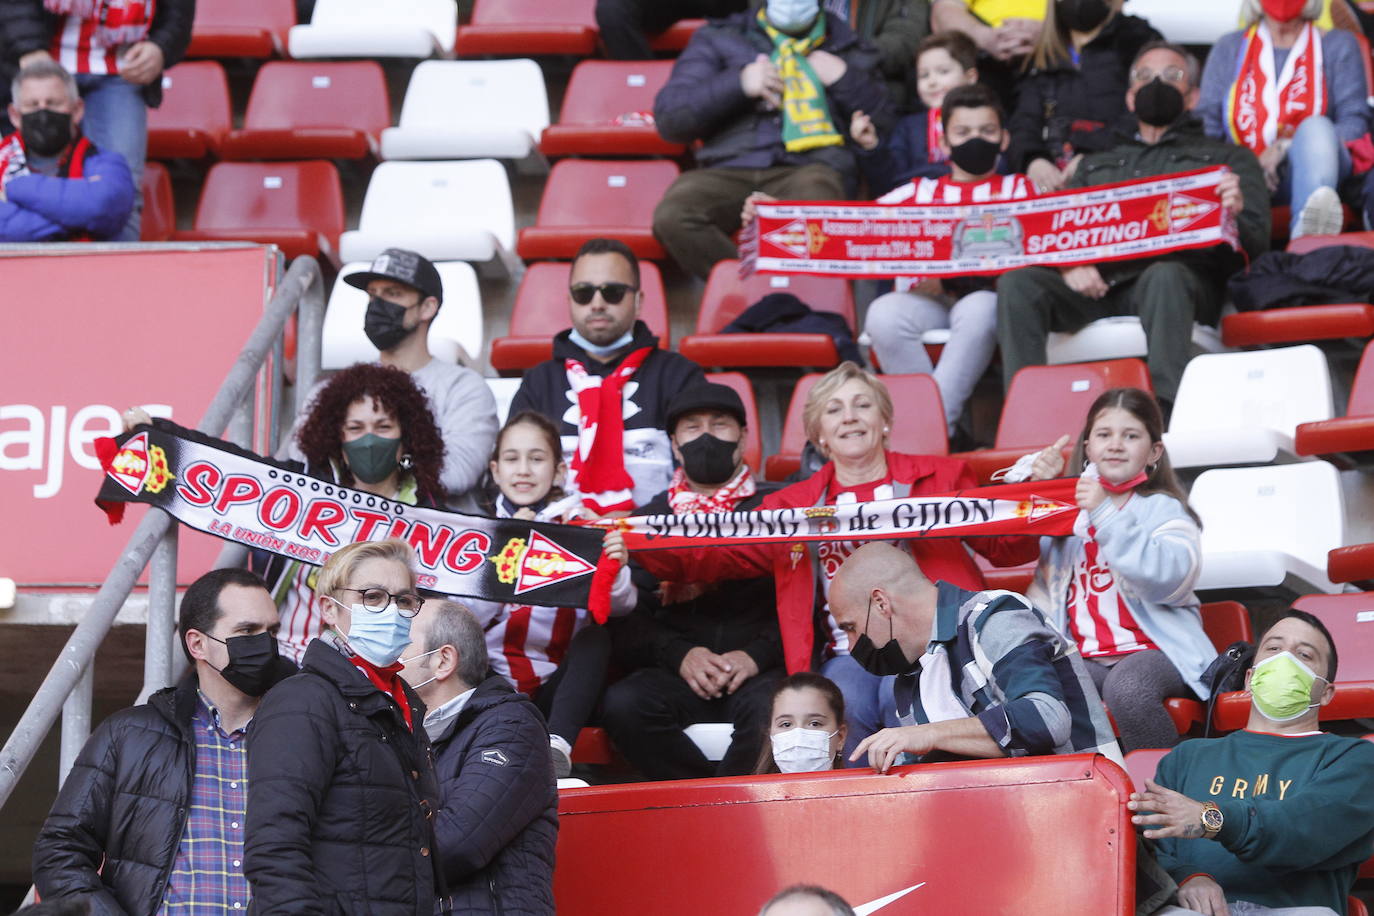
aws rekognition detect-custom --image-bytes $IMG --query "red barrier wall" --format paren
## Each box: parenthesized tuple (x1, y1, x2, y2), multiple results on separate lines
(555, 754, 1135, 915)
(0, 246, 275, 585)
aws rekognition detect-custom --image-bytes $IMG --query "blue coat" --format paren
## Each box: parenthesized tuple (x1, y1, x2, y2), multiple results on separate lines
(0, 138, 136, 241)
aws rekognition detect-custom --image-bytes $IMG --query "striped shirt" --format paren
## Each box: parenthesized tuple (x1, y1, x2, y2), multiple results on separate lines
(50, 15, 122, 76)
(159, 692, 252, 914)
(877, 173, 1033, 206)
(893, 582, 1122, 764)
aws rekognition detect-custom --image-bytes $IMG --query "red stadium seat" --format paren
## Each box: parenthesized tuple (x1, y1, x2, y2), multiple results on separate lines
(146, 62, 230, 159)
(540, 61, 683, 158)
(176, 161, 345, 264)
(221, 62, 390, 160)
(139, 162, 175, 242)
(763, 373, 947, 481)
(950, 359, 1153, 484)
(678, 260, 857, 370)
(1122, 747, 1167, 791)
(1287, 231, 1374, 255)
(517, 160, 679, 261)
(1162, 601, 1255, 733)
(705, 372, 764, 475)
(1329, 542, 1374, 585)
(186, 0, 295, 58)
(1223, 233, 1374, 347)
(456, 0, 598, 57)
(1210, 592, 1374, 731)
(1295, 339, 1374, 463)
(648, 18, 704, 51)
(489, 261, 670, 374)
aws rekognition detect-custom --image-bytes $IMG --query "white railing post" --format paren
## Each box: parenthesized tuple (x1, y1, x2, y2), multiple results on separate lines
(58, 664, 94, 787)
(139, 524, 180, 704)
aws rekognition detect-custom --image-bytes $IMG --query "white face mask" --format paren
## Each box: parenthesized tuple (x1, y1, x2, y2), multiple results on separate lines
(771, 727, 839, 773)
(399, 646, 441, 691)
(767, 0, 820, 33)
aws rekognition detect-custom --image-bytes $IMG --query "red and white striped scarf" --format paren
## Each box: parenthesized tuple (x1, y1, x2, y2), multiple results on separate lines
(565, 347, 652, 514)
(0, 133, 29, 193)
(666, 463, 756, 515)
(1226, 20, 1326, 156)
(44, 0, 155, 45)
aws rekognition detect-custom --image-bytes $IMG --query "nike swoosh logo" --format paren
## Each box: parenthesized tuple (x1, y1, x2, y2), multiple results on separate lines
(853, 882, 925, 915)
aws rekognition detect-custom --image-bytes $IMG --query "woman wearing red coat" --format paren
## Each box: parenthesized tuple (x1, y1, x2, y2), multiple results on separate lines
(634, 361, 1037, 764)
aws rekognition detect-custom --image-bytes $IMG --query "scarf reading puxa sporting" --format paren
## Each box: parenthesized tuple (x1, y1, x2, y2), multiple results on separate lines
(758, 9, 845, 154)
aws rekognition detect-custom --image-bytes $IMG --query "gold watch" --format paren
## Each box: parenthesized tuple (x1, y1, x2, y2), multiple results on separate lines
(1200, 802, 1223, 839)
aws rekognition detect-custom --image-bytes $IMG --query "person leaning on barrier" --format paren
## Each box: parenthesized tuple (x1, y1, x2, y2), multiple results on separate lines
(32, 568, 292, 915)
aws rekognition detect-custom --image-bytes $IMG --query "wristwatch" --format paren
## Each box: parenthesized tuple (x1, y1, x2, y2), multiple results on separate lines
(1199, 802, 1223, 840)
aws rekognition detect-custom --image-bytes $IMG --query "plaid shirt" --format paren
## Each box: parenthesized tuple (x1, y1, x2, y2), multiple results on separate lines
(159, 692, 252, 914)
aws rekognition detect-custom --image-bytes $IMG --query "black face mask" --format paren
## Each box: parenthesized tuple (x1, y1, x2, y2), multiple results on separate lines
(205, 631, 293, 697)
(678, 432, 739, 485)
(363, 296, 416, 352)
(21, 109, 74, 157)
(948, 136, 1001, 176)
(846, 595, 915, 676)
(1056, 0, 1111, 32)
(1134, 78, 1186, 128)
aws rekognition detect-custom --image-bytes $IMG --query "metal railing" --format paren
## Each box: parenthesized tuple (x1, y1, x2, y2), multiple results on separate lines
(0, 254, 325, 810)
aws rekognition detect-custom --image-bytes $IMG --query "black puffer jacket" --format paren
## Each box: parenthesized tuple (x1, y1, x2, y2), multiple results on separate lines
(431, 675, 558, 916)
(0, 0, 196, 108)
(245, 639, 442, 916)
(32, 675, 204, 916)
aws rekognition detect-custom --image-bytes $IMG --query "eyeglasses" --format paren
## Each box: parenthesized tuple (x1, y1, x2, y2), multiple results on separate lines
(1130, 66, 1188, 86)
(339, 586, 424, 617)
(569, 282, 638, 305)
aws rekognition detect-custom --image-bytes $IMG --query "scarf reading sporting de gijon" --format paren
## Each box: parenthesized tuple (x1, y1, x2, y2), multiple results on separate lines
(741, 167, 1239, 278)
(94, 425, 1081, 620)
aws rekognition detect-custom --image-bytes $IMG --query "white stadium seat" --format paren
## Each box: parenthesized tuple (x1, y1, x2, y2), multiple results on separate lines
(322, 260, 483, 370)
(486, 378, 523, 426)
(1191, 461, 1345, 595)
(683, 723, 734, 762)
(288, 0, 457, 58)
(381, 60, 550, 168)
(339, 160, 517, 276)
(1163, 344, 1334, 469)
(1045, 316, 1227, 366)
(1127, 0, 1235, 45)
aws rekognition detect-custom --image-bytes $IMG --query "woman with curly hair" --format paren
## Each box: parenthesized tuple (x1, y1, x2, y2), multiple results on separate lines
(123, 363, 448, 663)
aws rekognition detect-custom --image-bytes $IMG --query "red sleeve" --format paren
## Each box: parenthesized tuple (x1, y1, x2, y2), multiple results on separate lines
(633, 541, 775, 583)
(946, 458, 1043, 568)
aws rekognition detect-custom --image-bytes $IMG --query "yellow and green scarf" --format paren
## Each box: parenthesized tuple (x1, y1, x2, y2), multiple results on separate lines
(758, 9, 845, 153)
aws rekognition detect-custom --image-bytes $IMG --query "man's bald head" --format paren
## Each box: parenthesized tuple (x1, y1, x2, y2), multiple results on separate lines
(831, 543, 926, 613)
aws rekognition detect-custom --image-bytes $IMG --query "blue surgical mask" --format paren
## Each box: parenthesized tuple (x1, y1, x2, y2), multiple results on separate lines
(568, 327, 634, 359)
(766, 0, 820, 33)
(331, 597, 413, 667)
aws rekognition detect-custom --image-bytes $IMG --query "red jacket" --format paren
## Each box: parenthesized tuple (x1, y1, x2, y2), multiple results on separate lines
(635, 452, 1040, 674)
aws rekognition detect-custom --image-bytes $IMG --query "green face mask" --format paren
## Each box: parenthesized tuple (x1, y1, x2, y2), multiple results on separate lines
(341, 433, 401, 484)
(1249, 651, 1325, 723)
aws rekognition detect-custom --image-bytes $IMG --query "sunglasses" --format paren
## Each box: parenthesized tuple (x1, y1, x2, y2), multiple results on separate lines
(569, 282, 638, 305)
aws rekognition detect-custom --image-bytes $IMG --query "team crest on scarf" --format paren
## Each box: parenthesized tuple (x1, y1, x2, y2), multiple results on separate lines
(489, 531, 597, 595)
(106, 432, 175, 495)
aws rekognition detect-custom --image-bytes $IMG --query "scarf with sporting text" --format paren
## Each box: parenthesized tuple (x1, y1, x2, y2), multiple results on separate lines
(759, 9, 845, 153)
(44, 0, 155, 44)
(566, 347, 653, 514)
(1226, 20, 1325, 156)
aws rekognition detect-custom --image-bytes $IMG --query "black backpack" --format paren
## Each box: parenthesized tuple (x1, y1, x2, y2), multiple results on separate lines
(1198, 641, 1256, 738)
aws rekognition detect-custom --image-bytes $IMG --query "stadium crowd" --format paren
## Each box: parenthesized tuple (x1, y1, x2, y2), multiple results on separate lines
(9, 0, 1374, 913)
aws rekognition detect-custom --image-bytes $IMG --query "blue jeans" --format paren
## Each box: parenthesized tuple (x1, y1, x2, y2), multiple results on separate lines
(1276, 115, 1351, 236)
(819, 654, 900, 768)
(76, 73, 146, 241)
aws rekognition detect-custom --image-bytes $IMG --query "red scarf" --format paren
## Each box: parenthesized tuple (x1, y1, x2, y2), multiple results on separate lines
(566, 347, 652, 514)
(43, 0, 156, 44)
(927, 108, 947, 163)
(1226, 21, 1325, 155)
(666, 464, 757, 515)
(347, 653, 414, 729)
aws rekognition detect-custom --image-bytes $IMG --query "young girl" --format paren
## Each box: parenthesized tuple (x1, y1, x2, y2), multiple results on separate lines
(1027, 387, 1215, 752)
(470, 410, 636, 777)
(754, 673, 848, 775)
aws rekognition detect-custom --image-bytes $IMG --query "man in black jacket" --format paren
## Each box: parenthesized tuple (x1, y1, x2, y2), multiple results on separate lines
(602, 382, 785, 779)
(0, 0, 195, 238)
(400, 599, 558, 916)
(510, 237, 705, 515)
(33, 568, 291, 915)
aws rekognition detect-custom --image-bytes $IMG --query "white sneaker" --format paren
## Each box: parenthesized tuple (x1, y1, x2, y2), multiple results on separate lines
(550, 735, 572, 778)
(1294, 186, 1344, 239)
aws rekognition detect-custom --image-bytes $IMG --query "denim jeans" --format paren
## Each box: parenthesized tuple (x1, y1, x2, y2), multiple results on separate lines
(819, 654, 900, 768)
(76, 73, 146, 241)
(1276, 115, 1351, 236)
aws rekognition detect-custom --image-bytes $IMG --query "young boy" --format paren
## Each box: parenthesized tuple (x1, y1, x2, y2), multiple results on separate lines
(863, 83, 1034, 440)
(851, 31, 981, 197)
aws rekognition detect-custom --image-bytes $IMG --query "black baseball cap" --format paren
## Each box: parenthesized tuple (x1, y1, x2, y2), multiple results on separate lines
(344, 248, 443, 304)
(666, 382, 747, 433)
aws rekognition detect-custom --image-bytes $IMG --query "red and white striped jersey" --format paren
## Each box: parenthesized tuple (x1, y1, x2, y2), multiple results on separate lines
(1066, 520, 1161, 659)
(50, 15, 123, 76)
(487, 605, 594, 696)
(877, 173, 1033, 206)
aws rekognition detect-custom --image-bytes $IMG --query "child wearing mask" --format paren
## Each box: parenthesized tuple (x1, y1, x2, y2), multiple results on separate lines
(860, 82, 1036, 441)
(850, 31, 983, 197)
(755, 673, 849, 774)
(469, 411, 637, 778)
